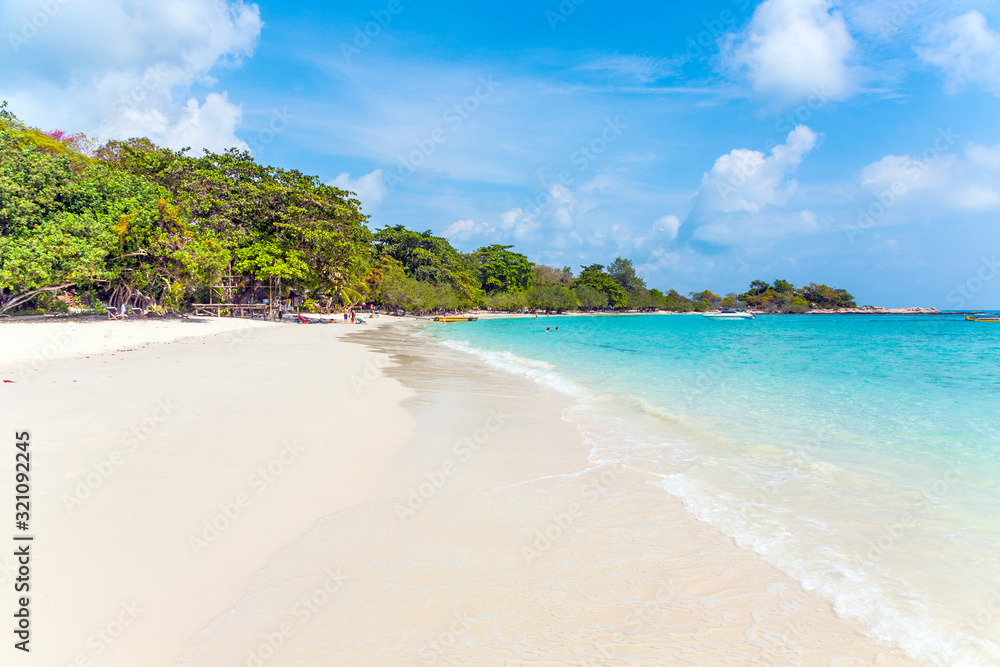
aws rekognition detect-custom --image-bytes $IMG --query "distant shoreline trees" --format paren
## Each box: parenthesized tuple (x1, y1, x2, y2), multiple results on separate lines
(0, 106, 856, 316)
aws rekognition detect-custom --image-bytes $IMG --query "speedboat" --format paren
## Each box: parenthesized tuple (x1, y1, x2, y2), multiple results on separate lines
(703, 310, 755, 320)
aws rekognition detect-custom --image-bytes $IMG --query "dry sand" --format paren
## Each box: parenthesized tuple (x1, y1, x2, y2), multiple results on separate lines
(0, 315, 921, 666)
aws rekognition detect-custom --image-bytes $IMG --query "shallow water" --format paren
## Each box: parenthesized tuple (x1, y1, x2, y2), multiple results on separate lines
(423, 313, 1000, 666)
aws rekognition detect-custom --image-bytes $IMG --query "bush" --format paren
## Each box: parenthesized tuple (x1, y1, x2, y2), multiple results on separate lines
(484, 291, 528, 312)
(527, 286, 578, 312)
(573, 285, 607, 310)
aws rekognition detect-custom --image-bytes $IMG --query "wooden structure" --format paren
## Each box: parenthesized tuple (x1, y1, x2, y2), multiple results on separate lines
(193, 274, 283, 320)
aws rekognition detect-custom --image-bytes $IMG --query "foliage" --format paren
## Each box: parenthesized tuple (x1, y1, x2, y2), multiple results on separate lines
(484, 290, 528, 312)
(741, 280, 856, 312)
(527, 285, 578, 312)
(0, 106, 862, 316)
(574, 264, 627, 308)
(472, 244, 534, 294)
(372, 225, 480, 304)
(532, 264, 573, 286)
(572, 284, 608, 309)
(607, 257, 646, 293)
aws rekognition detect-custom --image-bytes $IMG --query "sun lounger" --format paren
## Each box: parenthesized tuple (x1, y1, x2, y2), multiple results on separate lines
(107, 307, 126, 320)
(294, 314, 331, 324)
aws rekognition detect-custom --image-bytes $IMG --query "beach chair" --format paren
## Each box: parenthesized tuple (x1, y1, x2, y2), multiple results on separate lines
(107, 307, 126, 320)
(295, 314, 328, 324)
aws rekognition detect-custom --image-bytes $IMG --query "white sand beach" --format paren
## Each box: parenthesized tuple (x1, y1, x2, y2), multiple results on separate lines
(0, 315, 921, 666)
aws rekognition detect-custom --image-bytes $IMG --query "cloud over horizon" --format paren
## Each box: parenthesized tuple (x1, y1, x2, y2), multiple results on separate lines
(1, 0, 262, 152)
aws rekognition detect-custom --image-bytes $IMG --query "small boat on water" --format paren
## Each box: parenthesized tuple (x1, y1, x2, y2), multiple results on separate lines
(433, 316, 479, 322)
(965, 316, 1000, 322)
(703, 310, 755, 320)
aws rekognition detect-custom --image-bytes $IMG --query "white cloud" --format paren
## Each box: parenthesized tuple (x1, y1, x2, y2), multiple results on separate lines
(728, 0, 859, 103)
(696, 126, 819, 215)
(678, 126, 821, 245)
(694, 209, 821, 245)
(443, 219, 495, 241)
(579, 54, 680, 83)
(967, 142, 1000, 169)
(855, 142, 1000, 222)
(917, 11, 1000, 96)
(654, 214, 682, 240)
(1, 0, 262, 152)
(329, 169, 390, 210)
(859, 153, 954, 194)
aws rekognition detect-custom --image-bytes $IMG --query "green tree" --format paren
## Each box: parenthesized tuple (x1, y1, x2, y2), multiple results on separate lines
(607, 257, 646, 293)
(573, 284, 608, 309)
(574, 264, 627, 307)
(532, 264, 573, 286)
(373, 225, 480, 304)
(527, 285, 578, 312)
(472, 244, 534, 294)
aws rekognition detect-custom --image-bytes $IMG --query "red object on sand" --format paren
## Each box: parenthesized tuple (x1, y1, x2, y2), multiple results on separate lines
(3, 380, 15, 383)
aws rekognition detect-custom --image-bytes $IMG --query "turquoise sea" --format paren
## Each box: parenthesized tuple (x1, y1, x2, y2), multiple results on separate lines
(422, 313, 1000, 666)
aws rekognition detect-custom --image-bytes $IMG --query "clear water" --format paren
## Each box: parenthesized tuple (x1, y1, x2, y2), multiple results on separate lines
(421, 313, 1000, 666)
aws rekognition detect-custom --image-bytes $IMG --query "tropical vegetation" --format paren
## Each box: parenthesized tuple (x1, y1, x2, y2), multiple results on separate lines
(0, 106, 856, 316)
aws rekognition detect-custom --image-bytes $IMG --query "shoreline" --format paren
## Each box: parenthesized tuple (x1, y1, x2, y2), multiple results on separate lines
(3, 316, 922, 664)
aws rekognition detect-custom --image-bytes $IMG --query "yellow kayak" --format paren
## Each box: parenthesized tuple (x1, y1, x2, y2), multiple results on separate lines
(966, 316, 1000, 322)
(433, 316, 478, 322)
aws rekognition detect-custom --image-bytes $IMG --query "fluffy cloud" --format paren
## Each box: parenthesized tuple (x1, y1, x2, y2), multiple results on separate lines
(1, 0, 262, 152)
(917, 11, 1000, 96)
(857, 142, 1000, 217)
(695, 125, 819, 215)
(678, 126, 821, 245)
(654, 214, 682, 240)
(329, 169, 390, 210)
(443, 219, 496, 241)
(728, 0, 859, 103)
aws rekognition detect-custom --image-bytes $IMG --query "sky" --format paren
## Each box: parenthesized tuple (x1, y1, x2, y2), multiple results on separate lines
(2, 0, 1000, 307)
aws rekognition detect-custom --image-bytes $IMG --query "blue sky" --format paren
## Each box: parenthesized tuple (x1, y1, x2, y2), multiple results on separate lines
(3, 0, 1000, 307)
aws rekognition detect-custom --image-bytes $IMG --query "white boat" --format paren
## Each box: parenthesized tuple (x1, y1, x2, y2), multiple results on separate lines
(703, 310, 755, 320)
